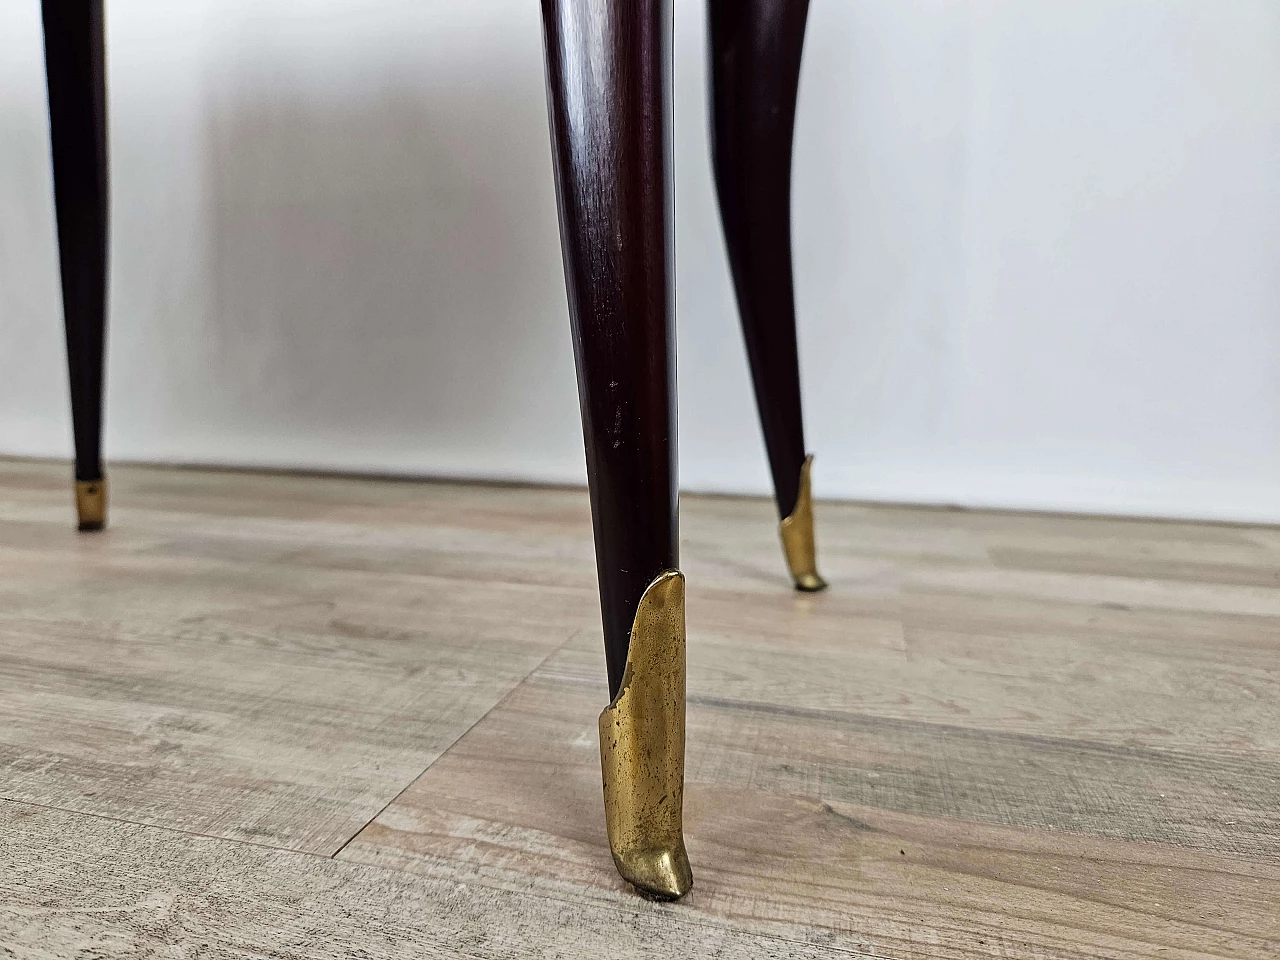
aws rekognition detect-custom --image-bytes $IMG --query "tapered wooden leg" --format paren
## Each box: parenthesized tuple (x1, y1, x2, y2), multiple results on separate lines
(42, 0, 109, 531)
(540, 0, 691, 901)
(710, 0, 825, 590)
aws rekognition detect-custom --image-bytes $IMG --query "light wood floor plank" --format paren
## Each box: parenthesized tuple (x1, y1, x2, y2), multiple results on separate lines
(0, 801, 862, 959)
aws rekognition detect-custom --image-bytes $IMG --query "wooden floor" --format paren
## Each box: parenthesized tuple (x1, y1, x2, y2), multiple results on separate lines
(1, 459, 1277, 959)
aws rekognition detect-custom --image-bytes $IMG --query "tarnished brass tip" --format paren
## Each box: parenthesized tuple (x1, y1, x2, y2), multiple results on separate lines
(779, 455, 827, 592)
(598, 570, 693, 901)
(75, 478, 108, 532)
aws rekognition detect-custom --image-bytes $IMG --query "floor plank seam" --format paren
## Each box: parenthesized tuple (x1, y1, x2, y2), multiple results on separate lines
(0, 796, 337, 861)
(327, 626, 593, 862)
(688, 692, 1280, 769)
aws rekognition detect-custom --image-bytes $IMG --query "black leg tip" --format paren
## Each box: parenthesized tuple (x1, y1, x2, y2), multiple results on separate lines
(77, 520, 106, 532)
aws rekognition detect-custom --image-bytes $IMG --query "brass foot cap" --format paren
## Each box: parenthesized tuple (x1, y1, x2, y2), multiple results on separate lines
(599, 570, 693, 901)
(612, 846, 694, 902)
(75, 479, 108, 532)
(779, 456, 827, 592)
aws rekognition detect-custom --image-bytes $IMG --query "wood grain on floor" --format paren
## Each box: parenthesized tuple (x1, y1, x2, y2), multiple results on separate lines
(0, 461, 602, 853)
(339, 631, 1280, 959)
(1, 800, 854, 960)
(1, 458, 1277, 958)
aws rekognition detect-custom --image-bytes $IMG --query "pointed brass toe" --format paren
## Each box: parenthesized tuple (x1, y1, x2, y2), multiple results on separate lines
(598, 570, 693, 901)
(779, 456, 827, 592)
(75, 478, 108, 532)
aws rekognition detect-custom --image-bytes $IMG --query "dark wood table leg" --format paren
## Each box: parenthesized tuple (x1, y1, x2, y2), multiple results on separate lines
(710, 0, 826, 590)
(540, 0, 692, 901)
(41, 0, 109, 531)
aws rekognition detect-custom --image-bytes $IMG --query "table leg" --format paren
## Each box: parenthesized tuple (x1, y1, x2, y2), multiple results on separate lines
(540, 0, 692, 901)
(710, 0, 826, 590)
(42, 0, 110, 531)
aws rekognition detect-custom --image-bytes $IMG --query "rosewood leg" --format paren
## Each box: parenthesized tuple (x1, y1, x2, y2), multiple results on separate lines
(41, 0, 109, 531)
(540, 0, 692, 901)
(710, 0, 826, 590)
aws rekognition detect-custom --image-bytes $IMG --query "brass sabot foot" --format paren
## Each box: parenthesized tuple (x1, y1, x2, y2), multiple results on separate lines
(75, 478, 108, 532)
(779, 455, 827, 592)
(598, 570, 693, 901)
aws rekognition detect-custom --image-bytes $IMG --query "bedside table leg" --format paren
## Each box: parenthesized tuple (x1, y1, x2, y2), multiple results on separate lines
(42, 0, 110, 532)
(540, 0, 691, 901)
(711, 0, 826, 589)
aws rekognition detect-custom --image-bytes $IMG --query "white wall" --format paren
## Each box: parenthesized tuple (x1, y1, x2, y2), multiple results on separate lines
(3, 0, 1279, 522)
